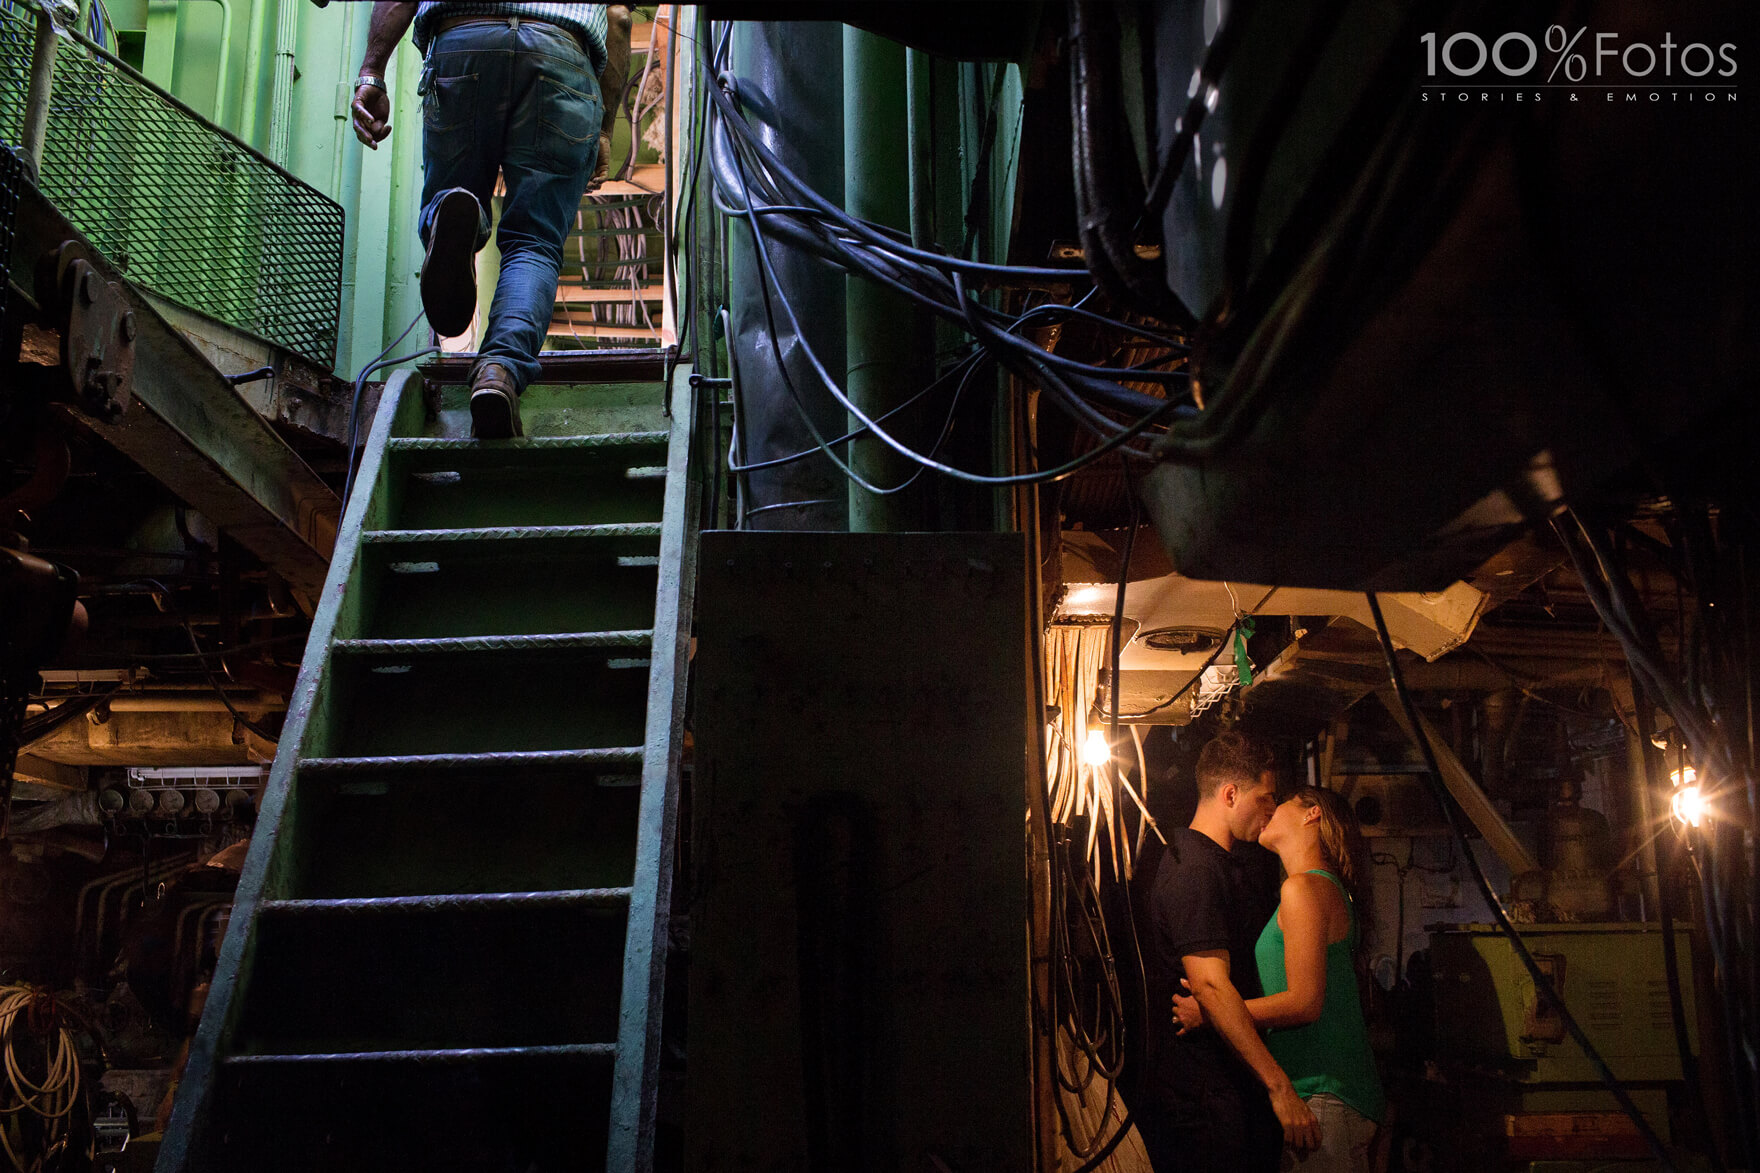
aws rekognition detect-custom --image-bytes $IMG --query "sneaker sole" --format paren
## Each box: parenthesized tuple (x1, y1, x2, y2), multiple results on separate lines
(422, 191, 479, 338)
(470, 387, 523, 439)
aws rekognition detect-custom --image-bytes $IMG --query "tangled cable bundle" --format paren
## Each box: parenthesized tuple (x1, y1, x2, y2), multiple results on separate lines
(0, 986, 81, 1172)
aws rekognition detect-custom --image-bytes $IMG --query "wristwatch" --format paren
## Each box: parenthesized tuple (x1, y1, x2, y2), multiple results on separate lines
(355, 74, 386, 92)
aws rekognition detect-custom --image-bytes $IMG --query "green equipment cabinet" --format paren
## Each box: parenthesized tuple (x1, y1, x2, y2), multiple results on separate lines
(1428, 922, 1699, 1164)
(1429, 922, 1698, 1084)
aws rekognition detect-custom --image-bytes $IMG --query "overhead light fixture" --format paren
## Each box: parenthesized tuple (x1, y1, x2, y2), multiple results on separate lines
(1082, 729, 1111, 768)
(1671, 785, 1706, 829)
(1668, 762, 1705, 828)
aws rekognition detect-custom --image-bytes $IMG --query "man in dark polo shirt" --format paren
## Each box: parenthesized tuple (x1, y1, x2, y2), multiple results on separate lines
(1136, 731, 1320, 1171)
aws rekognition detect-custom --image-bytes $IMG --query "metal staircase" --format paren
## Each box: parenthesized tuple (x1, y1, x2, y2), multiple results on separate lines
(159, 362, 699, 1172)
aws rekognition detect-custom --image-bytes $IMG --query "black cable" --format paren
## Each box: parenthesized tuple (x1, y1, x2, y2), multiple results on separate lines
(342, 341, 439, 508)
(728, 125, 1190, 490)
(736, 498, 835, 526)
(711, 126, 1190, 417)
(1554, 513, 1724, 767)
(1104, 473, 1153, 1149)
(702, 47, 1201, 445)
(1687, 833, 1759, 1172)
(96, 579, 281, 745)
(705, 157, 1165, 436)
(182, 623, 279, 745)
(725, 349, 984, 476)
(1069, 1108, 1135, 1173)
(706, 61, 1085, 285)
(340, 307, 431, 507)
(1366, 591, 1676, 1169)
(17, 684, 122, 741)
(1635, 695, 1727, 1173)
(1553, 512, 1760, 1120)
(949, 271, 1177, 443)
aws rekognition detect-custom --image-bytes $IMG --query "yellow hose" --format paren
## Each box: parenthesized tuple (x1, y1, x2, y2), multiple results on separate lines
(0, 986, 82, 1172)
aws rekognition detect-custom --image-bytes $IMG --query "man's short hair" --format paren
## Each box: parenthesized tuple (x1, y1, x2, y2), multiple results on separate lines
(1195, 730, 1274, 799)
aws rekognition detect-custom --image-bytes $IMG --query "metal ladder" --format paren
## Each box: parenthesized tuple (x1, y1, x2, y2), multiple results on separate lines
(159, 362, 698, 1172)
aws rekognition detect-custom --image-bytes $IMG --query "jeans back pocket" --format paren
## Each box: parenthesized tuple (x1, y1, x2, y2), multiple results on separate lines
(423, 72, 479, 135)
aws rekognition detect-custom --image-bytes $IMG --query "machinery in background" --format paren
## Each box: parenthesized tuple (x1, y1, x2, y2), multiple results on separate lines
(1420, 752, 1696, 1163)
(1429, 922, 1696, 1166)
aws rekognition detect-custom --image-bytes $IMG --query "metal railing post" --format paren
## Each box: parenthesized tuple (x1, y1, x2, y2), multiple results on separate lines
(21, 5, 59, 177)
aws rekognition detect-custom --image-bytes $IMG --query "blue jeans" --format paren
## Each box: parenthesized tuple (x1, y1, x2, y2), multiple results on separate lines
(418, 18, 602, 394)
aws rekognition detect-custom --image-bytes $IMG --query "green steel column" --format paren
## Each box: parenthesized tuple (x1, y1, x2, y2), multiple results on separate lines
(142, 0, 177, 91)
(267, 0, 297, 165)
(382, 37, 425, 343)
(905, 49, 933, 252)
(239, 0, 270, 149)
(843, 27, 926, 533)
(206, 0, 234, 127)
(347, 121, 394, 373)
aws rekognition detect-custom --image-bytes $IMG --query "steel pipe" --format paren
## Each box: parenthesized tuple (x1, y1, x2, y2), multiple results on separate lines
(843, 26, 928, 532)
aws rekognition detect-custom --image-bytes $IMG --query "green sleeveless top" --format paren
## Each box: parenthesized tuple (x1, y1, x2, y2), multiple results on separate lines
(1254, 869, 1385, 1122)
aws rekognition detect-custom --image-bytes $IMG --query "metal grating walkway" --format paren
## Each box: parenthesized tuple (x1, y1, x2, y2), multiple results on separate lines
(0, 0, 343, 366)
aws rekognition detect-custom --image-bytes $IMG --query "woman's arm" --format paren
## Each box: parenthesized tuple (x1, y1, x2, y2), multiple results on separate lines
(1172, 873, 1341, 1032)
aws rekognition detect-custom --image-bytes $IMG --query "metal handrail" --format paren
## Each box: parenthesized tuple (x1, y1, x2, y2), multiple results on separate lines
(1, 0, 345, 366)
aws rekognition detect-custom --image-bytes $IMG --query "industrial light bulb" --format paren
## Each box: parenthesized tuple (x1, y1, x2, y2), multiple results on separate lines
(1671, 785, 1706, 828)
(1082, 729, 1111, 768)
(1669, 765, 1697, 788)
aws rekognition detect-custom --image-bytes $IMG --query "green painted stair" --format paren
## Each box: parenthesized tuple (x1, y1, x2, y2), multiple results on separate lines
(160, 366, 699, 1172)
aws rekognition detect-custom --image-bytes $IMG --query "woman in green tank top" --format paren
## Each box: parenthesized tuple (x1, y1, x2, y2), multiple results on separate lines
(1173, 787, 1384, 1171)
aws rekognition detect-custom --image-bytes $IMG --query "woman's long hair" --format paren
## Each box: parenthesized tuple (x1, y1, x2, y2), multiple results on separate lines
(1290, 786, 1377, 1017)
(1289, 785, 1366, 900)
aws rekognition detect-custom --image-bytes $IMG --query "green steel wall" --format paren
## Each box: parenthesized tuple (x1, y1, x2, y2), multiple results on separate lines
(125, 2, 1024, 379)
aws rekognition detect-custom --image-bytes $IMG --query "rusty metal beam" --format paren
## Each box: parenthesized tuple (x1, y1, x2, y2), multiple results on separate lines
(9, 176, 338, 599)
(1376, 690, 1540, 876)
(23, 708, 272, 767)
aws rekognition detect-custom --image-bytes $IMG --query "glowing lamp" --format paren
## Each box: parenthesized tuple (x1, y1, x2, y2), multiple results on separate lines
(1082, 730, 1111, 768)
(1671, 785, 1706, 829)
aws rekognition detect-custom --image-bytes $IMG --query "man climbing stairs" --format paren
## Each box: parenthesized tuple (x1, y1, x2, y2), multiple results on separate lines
(158, 361, 697, 1173)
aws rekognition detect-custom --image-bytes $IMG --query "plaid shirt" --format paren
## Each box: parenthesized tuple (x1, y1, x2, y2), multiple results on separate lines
(413, 3, 609, 74)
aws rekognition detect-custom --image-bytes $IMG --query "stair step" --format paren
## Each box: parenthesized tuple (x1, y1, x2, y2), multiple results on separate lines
(278, 768, 641, 899)
(423, 378, 669, 441)
(232, 898, 628, 1052)
(223, 1042, 617, 1067)
(300, 747, 643, 774)
(389, 431, 667, 453)
(319, 637, 650, 753)
(259, 887, 633, 917)
(332, 631, 652, 656)
(213, 1048, 614, 1171)
(362, 522, 662, 545)
(360, 535, 662, 639)
(385, 433, 669, 528)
